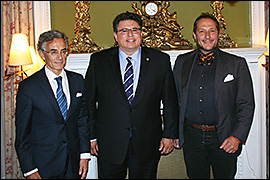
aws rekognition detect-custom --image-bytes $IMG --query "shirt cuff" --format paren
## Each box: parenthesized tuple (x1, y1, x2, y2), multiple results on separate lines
(230, 135, 245, 145)
(24, 168, 38, 177)
(24, 153, 91, 177)
(80, 153, 91, 160)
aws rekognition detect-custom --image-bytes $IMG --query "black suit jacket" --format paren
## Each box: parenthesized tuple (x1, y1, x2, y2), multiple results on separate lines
(173, 49, 255, 148)
(15, 67, 90, 178)
(85, 46, 179, 164)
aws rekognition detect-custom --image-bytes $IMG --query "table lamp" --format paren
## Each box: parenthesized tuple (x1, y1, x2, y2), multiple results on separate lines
(8, 33, 33, 81)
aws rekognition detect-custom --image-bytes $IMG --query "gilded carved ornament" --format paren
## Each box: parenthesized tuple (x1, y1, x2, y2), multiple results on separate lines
(69, 1, 103, 53)
(132, 1, 193, 50)
(68, 1, 238, 53)
(211, 1, 238, 48)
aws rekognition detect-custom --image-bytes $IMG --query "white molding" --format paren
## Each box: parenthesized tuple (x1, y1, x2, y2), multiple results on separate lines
(235, 53, 267, 179)
(33, 1, 51, 50)
(235, 1, 266, 179)
(250, 1, 266, 45)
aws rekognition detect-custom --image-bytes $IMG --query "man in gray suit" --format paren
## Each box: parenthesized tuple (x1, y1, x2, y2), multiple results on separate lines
(173, 13, 255, 179)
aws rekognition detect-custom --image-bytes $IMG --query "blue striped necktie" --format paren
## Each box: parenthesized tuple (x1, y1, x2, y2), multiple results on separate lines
(124, 56, 134, 105)
(55, 76, 68, 120)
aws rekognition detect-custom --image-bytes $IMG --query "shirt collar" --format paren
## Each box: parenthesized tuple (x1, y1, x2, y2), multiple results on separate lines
(119, 46, 141, 62)
(197, 47, 218, 56)
(45, 66, 67, 82)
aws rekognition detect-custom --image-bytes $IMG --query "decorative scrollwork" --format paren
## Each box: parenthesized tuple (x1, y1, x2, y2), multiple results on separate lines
(132, 1, 193, 50)
(211, 1, 237, 48)
(69, 1, 103, 53)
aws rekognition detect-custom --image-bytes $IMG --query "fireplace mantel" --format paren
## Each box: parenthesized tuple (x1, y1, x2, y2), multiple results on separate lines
(66, 45, 266, 179)
(66, 45, 266, 76)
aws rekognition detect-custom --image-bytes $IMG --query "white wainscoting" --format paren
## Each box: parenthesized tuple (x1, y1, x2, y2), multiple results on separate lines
(66, 45, 267, 179)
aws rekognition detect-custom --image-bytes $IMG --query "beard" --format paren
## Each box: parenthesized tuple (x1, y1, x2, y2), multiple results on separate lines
(196, 38, 219, 54)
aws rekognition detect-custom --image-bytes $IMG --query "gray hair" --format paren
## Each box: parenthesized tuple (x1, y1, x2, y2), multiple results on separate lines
(37, 30, 69, 51)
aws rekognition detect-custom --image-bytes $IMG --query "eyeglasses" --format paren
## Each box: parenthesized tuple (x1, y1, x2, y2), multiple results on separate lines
(43, 49, 69, 56)
(117, 28, 141, 35)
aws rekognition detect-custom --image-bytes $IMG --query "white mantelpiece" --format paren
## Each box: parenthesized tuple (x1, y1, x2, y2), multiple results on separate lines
(66, 45, 266, 74)
(66, 45, 267, 179)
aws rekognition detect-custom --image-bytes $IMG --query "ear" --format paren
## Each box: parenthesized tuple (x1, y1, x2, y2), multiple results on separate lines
(38, 50, 46, 63)
(114, 32, 118, 43)
(192, 32, 197, 41)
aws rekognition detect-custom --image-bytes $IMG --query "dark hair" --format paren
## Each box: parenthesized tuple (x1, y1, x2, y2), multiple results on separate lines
(113, 11, 142, 33)
(37, 30, 69, 51)
(193, 12, 220, 34)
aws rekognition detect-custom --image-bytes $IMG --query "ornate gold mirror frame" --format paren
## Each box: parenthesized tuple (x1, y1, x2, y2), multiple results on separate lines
(69, 1, 103, 53)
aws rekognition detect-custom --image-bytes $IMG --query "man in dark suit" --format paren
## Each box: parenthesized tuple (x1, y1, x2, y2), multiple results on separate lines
(15, 30, 90, 179)
(173, 13, 255, 179)
(84, 12, 179, 179)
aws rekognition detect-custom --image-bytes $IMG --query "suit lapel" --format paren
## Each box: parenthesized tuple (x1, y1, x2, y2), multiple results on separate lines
(182, 49, 229, 102)
(215, 50, 229, 96)
(37, 68, 63, 119)
(66, 70, 74, 120)
(181, 51, 197, 105)
(131, 47, 149, 106)
(109, 48, 130, 104)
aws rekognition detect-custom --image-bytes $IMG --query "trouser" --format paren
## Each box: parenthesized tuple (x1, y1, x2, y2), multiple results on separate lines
(183, 121, 240, 179)
(48, 156, 80, 179)
(64, 156, 81, 179)
(98, 138, 161, 179)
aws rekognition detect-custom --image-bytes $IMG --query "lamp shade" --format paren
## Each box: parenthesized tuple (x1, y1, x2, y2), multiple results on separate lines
(8, 33, 33, 66)
(24, 46, 41, 76)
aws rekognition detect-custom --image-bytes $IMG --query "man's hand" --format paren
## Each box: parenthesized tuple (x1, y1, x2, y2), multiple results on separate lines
(90, 140, 98, 156)
(173, 139, 181, 149)
(220, 136, 239, 154)
(159, 138, 174, 155)
(79, 159, 89, 179)
(26, 172, 41, 179)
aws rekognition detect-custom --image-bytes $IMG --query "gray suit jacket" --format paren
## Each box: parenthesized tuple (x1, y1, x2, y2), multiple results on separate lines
(173, 49, 255, 148)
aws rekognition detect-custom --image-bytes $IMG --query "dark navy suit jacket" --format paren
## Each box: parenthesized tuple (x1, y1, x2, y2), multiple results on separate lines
(85, 46, 179, 165)
(15, 67, 90, 178)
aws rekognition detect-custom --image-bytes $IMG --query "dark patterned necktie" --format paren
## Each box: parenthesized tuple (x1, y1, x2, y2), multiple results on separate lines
(198, 52, 215, 66)
(123, 56, 134, 105)
(55, 76, 68, 120)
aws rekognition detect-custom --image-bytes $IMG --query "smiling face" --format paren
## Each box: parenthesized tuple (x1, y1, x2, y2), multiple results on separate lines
(39, 38, 68, 76)
(114, 20, 142, 56)
(193, 18, 220, 54)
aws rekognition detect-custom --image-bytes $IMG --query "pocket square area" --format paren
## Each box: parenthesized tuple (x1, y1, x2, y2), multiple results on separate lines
(224, 74, 234, 82)
(76, 92, 83, 97)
